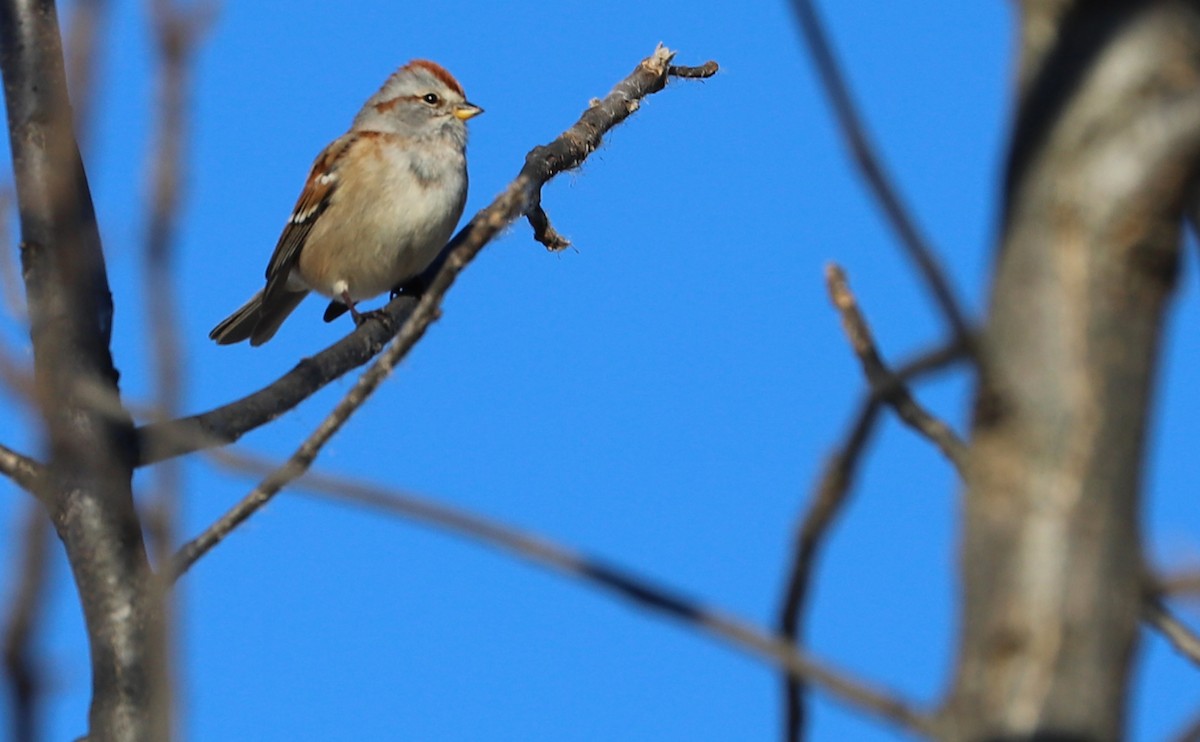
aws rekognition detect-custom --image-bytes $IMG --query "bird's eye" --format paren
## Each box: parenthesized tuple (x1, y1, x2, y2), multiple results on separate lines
(422, 93, 440, 105)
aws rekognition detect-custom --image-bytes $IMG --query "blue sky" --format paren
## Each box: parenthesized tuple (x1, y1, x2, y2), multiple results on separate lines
(1, 0, 1198, 739)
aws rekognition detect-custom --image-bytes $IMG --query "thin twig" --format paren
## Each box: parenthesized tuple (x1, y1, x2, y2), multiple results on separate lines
(786, 0, 971, 349)
(63, 0, 109, 153)
(141, 0, 213, 730)
(779, 398, 881, 742)
(2, 502, 52, 742)
(1157, 571, 1200, 597)
(0, 442, 41, 493)
(199, 447, 936, 738)
(169, 45, 717, 577)
(143, 0, 209, 552)
(825, 263, 968, 471)
(776, 340, 966, 741)
(1143, 595, 1200, 669)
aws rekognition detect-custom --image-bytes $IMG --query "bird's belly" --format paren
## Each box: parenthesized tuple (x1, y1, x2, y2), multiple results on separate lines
(296, 161, 464, 300)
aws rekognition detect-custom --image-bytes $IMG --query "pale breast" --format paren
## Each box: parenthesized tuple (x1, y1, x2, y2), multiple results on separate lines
(297, 134, 467, 301)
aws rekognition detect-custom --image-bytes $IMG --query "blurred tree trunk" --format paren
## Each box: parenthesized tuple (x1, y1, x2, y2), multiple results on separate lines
(0, 0, 164, 739)
(945, 2, 1200, 739)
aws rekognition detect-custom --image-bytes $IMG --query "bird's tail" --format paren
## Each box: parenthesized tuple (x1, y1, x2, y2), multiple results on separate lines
(209, 289, 307, 346)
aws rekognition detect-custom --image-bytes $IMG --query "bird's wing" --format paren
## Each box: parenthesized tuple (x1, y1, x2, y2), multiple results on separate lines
(262, 133, 358, 305)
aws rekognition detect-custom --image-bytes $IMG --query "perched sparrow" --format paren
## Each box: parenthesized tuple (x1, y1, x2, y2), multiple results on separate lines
(210, 60, 482, 346)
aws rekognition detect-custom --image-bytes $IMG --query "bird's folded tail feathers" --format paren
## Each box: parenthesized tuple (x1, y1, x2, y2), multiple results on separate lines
(209, 289, 307, 346)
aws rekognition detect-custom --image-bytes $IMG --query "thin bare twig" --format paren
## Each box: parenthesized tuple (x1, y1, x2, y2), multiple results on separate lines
(825, 263, 968, 471)
(63, 0, 109, 152)
(199, 447, 935, 738)
(786, 0, 971, 349)
(1157, 571, 1200, 597)
(0, 442, 41, 493)
(1143, 595, 1200, 670)
(3, 503, 52, 742)
(143, 0, 210, 545)
(141, 0, 213, 730)
(777, 340, 966, 741)
(169, 45, 717, 578)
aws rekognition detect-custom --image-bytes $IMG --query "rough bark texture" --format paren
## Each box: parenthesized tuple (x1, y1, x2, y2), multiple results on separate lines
(944, 3, 1200, 740)
(0, 0, 164, 739)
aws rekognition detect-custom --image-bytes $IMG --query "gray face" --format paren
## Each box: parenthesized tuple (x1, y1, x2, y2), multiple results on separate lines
(351, 63, 478, 147)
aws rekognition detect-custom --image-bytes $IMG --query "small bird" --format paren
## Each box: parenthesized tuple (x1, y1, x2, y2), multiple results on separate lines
(210, 60, 482, 346)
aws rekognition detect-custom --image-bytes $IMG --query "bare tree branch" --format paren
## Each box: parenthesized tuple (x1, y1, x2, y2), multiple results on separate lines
(143, 0, 209, 527)
(1143, 595, 1200, 670)
(777, 340, 965, 742)
(0, 0, 163, 738)
(0, 442, 42, 493)
(1158, 571, 1200, 597)
(786, 0, 971, 348)
(2, 503, 52, 742)
(199, 447, 937, 739)
(63, 0, 108, 152)
(825, 263, 968, 470)
(135, 49, 719, 468)
(167, 45, 717, 575)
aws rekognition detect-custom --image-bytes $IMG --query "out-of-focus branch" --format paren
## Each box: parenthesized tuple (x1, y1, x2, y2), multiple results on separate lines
(1158, 571, 1200, 597)
(199, 447, 936, 738)
(777, 340, 965, 742)
(2, 503, 52, 742)
(63, 0, 108, 151)
(786, 0, 971, 348)
(141, 0, 212, 731)
(1143, 595, 1200, 670)
(143, 0, 209, 520)
(825, 264, 968, 470)
(163, 45, 716, 575)
(0, 442, 41, 493)
(0, 0, 162, 738)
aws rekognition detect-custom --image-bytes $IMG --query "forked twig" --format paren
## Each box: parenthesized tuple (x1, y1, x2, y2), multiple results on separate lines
(825, 264, 968, 470)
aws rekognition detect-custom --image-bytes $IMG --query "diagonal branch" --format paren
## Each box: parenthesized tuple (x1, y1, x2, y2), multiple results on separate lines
(1143, 594, 1200, 670)
(0, 442, 43, 494)
(167, 45, 717, 576)
(136, 49, 718, 467)
(200, 447, 936, 739)
(786, 0, 971, 348)
(825, 263, 968, 470)
(777, 340, 965, 742)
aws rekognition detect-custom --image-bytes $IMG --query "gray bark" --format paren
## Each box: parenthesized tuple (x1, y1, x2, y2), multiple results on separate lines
(944, 3, 1200, 739)
(0, 0, 165, 739)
